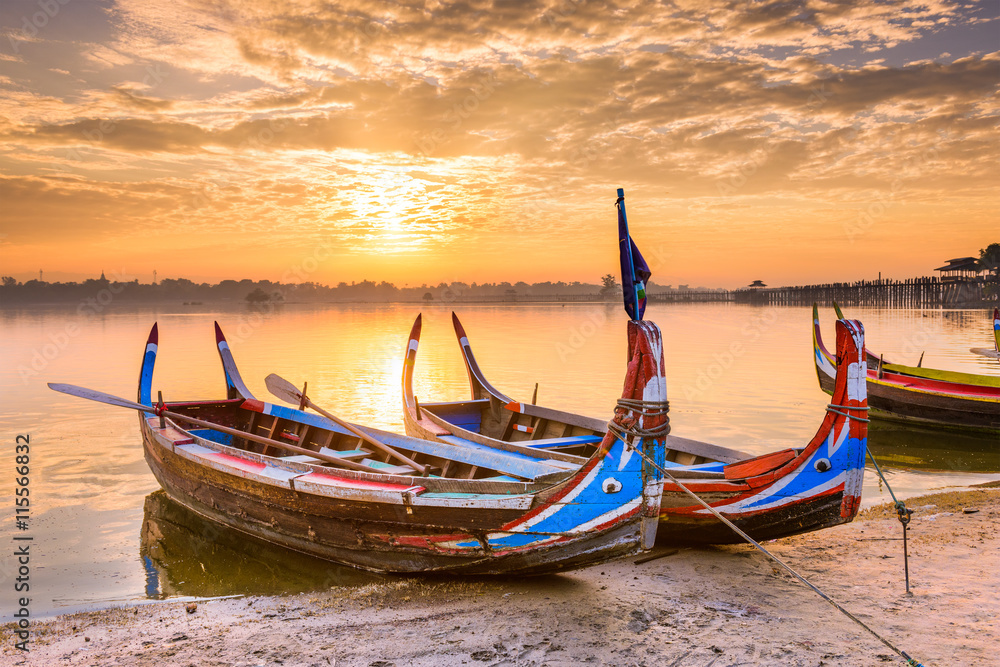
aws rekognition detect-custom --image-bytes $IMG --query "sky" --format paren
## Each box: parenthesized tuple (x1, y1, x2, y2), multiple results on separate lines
(0, 0, 997, 289)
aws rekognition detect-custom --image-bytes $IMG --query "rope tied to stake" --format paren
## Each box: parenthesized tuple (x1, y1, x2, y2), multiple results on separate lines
(615, 429, 926, 667)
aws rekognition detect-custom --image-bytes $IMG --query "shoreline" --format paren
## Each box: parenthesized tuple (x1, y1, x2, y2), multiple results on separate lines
(4, 486, 997, 666)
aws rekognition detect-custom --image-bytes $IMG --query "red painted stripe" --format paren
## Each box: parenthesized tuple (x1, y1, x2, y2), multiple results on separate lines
(877, 370, 1000, 398)
(662, 484, 844, 518)
(241, 399, 266, 413)
(298, 472, 411, 491)
(203, 451, 267, 471)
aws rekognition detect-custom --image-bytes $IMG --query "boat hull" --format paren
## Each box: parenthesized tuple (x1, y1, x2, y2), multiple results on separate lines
(142, 418, 649, 575)
(654, 489, 849, 545)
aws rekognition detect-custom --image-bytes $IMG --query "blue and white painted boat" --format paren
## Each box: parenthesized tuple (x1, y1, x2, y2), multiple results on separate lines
(62, 319, 670, 574)
(404, 314, 870, 545)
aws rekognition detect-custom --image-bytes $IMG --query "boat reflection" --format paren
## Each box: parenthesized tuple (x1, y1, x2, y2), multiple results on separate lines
(141, 491, 383, 600)
(867, 422, 1000, 473)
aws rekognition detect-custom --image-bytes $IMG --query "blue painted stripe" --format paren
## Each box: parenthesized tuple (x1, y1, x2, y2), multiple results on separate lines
(460, 436, 647, 549)
(188, 429, 233, 446)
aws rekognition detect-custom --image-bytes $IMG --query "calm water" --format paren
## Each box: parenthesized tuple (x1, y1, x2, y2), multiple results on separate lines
(1, 303, 997, 616)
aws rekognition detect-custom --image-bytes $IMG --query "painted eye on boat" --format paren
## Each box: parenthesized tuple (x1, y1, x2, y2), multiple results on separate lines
(602, 478, 622, 494)
(814, 458, 832, 473)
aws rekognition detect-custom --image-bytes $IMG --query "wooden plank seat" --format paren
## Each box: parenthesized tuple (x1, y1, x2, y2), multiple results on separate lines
(279, 448, 371, 465)
(518, 434, 604, 449)
(361, 459, 419, 476)
(437, 434, 578, 475)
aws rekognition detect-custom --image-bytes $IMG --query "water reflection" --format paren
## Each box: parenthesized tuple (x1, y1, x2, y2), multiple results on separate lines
(140, 491, 383, 599)
(868, 422, 1000, 473)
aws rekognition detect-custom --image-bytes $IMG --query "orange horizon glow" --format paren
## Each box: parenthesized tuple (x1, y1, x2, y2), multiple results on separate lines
(1, 1, 997, 289)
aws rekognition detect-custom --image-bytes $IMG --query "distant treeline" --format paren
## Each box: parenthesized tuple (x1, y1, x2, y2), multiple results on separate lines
(0, 275, 723, 306)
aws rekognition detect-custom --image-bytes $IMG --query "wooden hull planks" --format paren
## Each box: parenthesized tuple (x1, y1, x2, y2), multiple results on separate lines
(813, 304, 1000, 433)
(124, 320, 669, 575)
(402, 312, 870, 546)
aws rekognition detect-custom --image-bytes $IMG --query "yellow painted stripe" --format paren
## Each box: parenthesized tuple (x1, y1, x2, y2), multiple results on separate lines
(882, 363, 1000, 389)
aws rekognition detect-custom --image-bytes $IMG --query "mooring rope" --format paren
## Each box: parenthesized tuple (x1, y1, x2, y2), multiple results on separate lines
(614, 420, 926, 667)
(826, 402, 871, 423)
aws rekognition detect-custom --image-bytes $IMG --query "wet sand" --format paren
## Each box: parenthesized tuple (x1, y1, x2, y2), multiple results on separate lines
(4, 485, 997, 667)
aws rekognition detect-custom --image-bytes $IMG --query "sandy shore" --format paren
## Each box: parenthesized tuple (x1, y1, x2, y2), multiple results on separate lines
(4, 485, 998, 667)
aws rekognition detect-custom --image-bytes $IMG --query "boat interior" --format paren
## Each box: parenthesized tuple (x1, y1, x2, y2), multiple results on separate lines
(159, 397, 580, 492)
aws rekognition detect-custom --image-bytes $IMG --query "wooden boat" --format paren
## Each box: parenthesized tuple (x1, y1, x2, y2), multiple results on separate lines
(970, 307, 1000, 360)
(813, 304, 1000, 433)
(51, 321, 668, 575)
(402, 312, 870, 545)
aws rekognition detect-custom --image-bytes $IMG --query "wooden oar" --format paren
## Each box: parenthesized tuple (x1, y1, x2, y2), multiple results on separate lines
(47, 383, 385, 474)
(264, 373, 427, 475)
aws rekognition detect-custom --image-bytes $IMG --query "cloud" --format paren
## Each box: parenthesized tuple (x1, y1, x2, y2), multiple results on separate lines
(0, 0, 997, 285)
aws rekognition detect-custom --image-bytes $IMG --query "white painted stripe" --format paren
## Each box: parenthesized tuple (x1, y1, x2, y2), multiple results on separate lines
(408, 339, 419, 352)
(695, 472, 846, 515)
(145, 343, 158, 354)
(847, 361, 866, 402)
(827, 422, 848, 457)
(459, 336, 469, 348)
(566, 496, 642, 534)
(505, 458, 604, 531)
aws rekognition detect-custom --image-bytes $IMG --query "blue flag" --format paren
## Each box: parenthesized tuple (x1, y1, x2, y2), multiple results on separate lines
(617, 189, 651, 321)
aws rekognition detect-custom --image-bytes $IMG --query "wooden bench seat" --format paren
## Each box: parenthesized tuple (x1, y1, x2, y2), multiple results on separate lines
(279, 448, 371, 465)
(519, 434, 604, 448)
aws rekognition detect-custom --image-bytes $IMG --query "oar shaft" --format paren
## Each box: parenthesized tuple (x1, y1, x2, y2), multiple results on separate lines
(304, 399, 427, 474)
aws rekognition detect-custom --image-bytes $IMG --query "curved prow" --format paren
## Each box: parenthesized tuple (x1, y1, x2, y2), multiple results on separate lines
(451, 311, 512, 403)
(137, 322, 158, 411)
(402, 314, 421, 411)
(214, 321, 255, 400)
(812, 304, 837, 386)
(831, 318, 868, 518)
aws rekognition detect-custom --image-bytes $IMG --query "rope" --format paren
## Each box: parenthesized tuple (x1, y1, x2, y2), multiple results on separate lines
(826, 403, 871, 423)
(866, 449, 913, 525)
(617, 430, 926, 667)
(608, 398, 671, 439)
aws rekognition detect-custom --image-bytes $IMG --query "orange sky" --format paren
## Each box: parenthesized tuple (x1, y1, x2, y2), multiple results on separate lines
(1, 0, 998, 288)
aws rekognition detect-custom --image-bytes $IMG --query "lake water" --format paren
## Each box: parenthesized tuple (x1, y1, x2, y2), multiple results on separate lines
(1, 302, 997, 617)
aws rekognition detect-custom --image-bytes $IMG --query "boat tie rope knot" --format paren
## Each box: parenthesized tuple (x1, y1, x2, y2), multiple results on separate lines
(896, 500, 913, 526)
(607, 398, 670, 445)
(825, 403, 870, 423)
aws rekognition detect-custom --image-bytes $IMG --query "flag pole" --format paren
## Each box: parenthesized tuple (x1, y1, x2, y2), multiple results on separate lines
(617, 187, 640, 321)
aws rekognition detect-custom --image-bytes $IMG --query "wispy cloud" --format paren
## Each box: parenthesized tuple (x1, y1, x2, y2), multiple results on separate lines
(0, 0, 997, 285)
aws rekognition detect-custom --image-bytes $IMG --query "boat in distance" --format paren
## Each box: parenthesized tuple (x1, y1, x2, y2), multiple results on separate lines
(49, 320, 668, 575)
(814, 304, 1000, 434)
(402, 312, 870, 545)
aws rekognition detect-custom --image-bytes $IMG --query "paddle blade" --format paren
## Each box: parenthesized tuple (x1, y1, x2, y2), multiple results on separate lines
(264, 373, 305, 406)
(48, 382, 150, 413)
